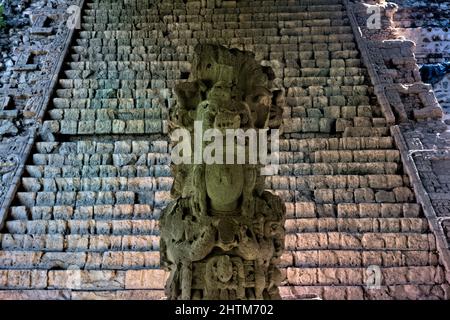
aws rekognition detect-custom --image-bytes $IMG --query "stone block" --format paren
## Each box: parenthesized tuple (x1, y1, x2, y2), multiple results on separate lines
(95, 120, 112, 134)
(124, 270, 166, 289)
(302, 118, 319, 132)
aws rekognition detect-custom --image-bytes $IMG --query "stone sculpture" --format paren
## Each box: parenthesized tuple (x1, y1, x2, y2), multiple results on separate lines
(160, 44, 286, 300)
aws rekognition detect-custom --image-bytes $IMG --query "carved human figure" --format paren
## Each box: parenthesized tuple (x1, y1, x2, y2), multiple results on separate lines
(160, 44, 286, 300)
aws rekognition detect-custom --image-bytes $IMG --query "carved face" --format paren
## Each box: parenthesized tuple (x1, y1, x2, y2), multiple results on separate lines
(245, 86, 272, 128)
(264, 221, 284, 238)
(194, 81, 253, 133)
(205, 164, 244, 211)
(173, 73, 280, 134)
(170, 44, 285, 210)
(0, 155, 18, 175)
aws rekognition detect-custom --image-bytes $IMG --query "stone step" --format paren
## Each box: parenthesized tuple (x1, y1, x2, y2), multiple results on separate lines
(3, 216, 428, 236)
(69, 53, 361, 64)
(85, 0, 344, 8)
(267, 174, 409, 190)
(8, 201, 421, 221)
(52, 97, 171, 109)
(285, 232, 436, 251)
(79, 18, 349, 31)
(54, 88, 174, 99)
(77, 20, 306, 30)
(284, 76, 365, 87)
(28, 152, 400, 169)
(84, 4, 344, 12)
(86, 9, 343, 17)
(67, 53, 182, 63)
(48, 108, 165, 122)
(0, 269, 165, 290)
(24, 162, 400, 180)
(0, 289, 165, 300)
(277, 162, 399, 175)
(78, 27, 279, 37)
(0, 248, 437, 271)
(287, 87, 369, 99)
(24, 164, 171, 178)
(0, 251, 160, 270)
(312, 187, 414, 204)
(282, 250, 439, 268)
(288, 49, 360, 60)
(298, 67, 364, 77)
(68, 48, 361, 62)
(57, 79, 178, 92)
(280, 26, 353, 36)
(56, 72, 369, 89)
(0, 234, 160, 252)
(276, 188, 415, 205)
(9, 204, 161, 221)
(311, 150, 400, 163)
(285, 266, 445, 286)
(85, 9, 312, 20)
(0, 265, 443, 290)
(1, 231, 435, 252)
(66, 61, 180, 71)
(34, 140, 169, 155)
(30, 152, 170, 166)
(5, 219, 160, 236)
(282, 117, 385, 134)
(52, 92, 372, 109)
(238, 0, 344, 7)
(76, 26, 353, 39)
(73, 34, 356, 47)
(70, 43, 357, 55)
(286, 106, 375, 119)
(286, 98, 372, 109)
(342, 127, 390, 137)
(284, 202, 422, 219)
(10, 204, 161, 221)
(48, 113, 166, 129)
(56, 78, 370, 91)
(15, 190, 171, 207)
(278, 137, 395, 151)
(0, 285, 447, 300)
(32, 138, 394, 155)
(34, 140, 169, 154)
(284, 218, 429, 233)
(42, 119, 166, 135)
(279, 284, 449, 300)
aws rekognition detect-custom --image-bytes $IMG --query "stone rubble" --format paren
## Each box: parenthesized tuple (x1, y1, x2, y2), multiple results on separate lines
(390, 0, 450, 121)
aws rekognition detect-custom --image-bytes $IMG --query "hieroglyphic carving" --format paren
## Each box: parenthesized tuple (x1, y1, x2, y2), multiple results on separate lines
(345, 0, 443, 123)
(160, 44, 286, 300)
(0, 1, 85, 227)
(347, 0, 450, 279)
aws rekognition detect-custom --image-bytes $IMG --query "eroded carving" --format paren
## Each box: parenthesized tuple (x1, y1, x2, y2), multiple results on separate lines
(160, 44, 286, 300)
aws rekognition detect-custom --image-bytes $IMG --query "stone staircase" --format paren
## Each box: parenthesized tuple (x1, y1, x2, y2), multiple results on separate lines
(0, 0, 448, 300)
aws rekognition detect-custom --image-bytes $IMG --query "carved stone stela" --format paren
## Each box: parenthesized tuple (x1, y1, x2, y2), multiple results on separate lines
(160, 44, 286, 300)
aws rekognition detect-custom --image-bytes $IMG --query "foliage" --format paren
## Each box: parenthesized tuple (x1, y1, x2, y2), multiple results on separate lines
(0, 4, 5, 29)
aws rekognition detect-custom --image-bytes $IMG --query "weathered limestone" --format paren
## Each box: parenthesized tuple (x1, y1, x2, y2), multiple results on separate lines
(347, 0, 450, 285)
(160, 45, 286, 300)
